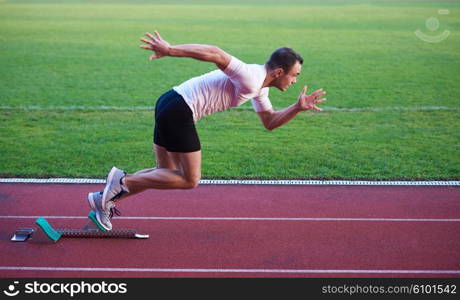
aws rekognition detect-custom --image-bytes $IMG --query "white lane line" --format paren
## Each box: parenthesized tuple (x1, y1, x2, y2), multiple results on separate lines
(1, 178, 460, 186)
(0, 266, 459, 275)
(1, 105, 459, 113)
(1, 216, 459, 222)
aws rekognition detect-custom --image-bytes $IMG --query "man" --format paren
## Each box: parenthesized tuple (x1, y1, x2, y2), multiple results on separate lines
(87, 31, 326, 230)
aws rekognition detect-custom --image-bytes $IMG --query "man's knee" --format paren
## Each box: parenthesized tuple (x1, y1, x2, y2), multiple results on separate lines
(184, 175, 200, 189)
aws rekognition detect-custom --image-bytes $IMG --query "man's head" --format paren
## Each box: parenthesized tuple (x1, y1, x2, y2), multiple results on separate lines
(265, 47, 303, 91)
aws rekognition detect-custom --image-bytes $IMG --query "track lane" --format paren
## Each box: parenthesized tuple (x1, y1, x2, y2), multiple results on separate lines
(1, 183, 459, 277)
(1, 184, 459, 218)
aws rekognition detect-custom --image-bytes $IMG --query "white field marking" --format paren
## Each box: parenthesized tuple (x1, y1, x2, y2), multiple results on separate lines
(1, 178, 460, 186)
(1, 105, 459, 113)
(0, 266, 459, 275)
(0, 105, 155, 111)
(1, 216, 459, 222)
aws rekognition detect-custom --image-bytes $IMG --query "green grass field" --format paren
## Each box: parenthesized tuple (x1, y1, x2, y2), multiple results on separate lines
(1, 0, 459, 180)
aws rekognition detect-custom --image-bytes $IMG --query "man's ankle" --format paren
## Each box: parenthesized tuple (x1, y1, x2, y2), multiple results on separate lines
(121, 175, 130, 193)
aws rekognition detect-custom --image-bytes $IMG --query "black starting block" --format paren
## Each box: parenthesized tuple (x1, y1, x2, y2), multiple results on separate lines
(11, 211, 149, 243)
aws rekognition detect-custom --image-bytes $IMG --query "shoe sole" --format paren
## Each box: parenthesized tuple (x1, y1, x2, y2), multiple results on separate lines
(102, 167, 118, 211)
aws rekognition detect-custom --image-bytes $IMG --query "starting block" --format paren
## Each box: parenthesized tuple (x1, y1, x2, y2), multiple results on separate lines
(11, 211, 149, 243)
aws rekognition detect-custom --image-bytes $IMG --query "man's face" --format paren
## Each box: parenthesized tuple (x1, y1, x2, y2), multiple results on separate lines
(273, 61, 302, 91)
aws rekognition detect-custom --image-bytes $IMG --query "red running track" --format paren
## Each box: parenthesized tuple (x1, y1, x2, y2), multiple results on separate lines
(0, 183, 459, 278)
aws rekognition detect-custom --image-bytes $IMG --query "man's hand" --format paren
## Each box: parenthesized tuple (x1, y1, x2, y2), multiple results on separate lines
(257, 86, 327, 130)
(140, 31, 171, 61)
(296, 86, 327, 112)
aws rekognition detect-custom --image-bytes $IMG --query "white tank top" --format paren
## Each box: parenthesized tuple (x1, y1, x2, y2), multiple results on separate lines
(173, 56, 273, 122)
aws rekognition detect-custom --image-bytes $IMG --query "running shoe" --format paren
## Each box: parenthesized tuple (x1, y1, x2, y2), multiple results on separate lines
(87, 191, 121, 231)
(102, 166, 128, 210)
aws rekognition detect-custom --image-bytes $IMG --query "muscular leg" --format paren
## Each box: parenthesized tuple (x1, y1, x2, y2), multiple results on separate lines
(131, 144, 177, 176)
(120, 144, 201, 199)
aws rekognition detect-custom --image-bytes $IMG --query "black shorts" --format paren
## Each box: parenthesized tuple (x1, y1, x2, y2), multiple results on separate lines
(154, 89, 201, 153)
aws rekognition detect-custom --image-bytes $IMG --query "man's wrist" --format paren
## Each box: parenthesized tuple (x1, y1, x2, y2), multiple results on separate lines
(166, 45, 174, 57)
(293, 100, 303, 112)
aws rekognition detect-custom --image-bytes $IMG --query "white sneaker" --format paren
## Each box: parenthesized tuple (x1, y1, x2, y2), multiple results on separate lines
(102, 166, 128, 210)
(87, 191, 120, 231)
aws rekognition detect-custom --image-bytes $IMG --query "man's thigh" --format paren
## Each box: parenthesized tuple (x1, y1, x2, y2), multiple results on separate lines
(154, 144, 177, 169)
(169, 150, 202, 184)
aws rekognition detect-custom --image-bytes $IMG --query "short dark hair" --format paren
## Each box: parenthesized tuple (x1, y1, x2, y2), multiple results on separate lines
(266, 47, 303, 73)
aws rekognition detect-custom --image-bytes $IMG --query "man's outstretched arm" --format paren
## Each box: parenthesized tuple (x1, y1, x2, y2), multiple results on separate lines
(257, 86, 326, 131)
(140, 31, 232, 71)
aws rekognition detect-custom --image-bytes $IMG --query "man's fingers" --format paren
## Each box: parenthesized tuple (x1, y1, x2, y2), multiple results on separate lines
(315, 98, 327, 104)
(299, 85, 307, 97)
(311, 89, 325, 98)
(140, 37, 154, 45)
(313, 105, 323, 112)
(149, 54, 160, 61)
(139, 45, 152, 50)
(145, 31, 163, 42)
(145, 32, 155, 40)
